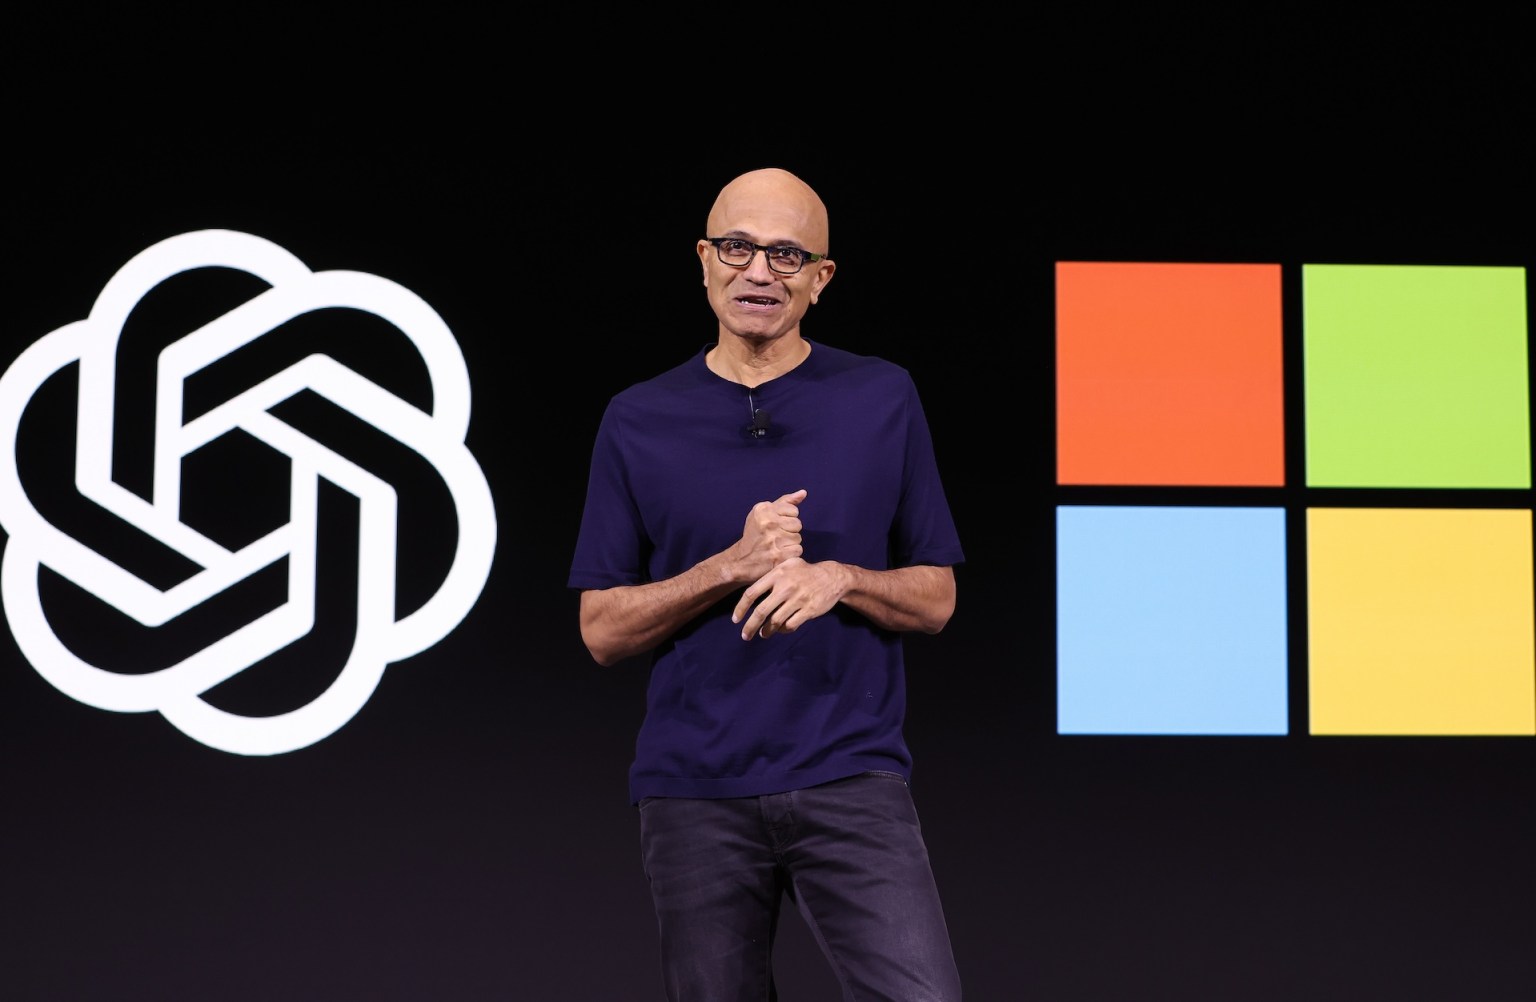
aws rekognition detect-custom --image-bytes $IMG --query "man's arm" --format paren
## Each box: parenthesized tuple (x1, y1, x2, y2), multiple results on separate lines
(579, 562, 739, 668)
(732, 560, 956, 640)
(578, 489, 808, 667)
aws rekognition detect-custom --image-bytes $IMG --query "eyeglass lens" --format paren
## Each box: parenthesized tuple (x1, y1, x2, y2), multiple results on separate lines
(716, 240, 808, 274)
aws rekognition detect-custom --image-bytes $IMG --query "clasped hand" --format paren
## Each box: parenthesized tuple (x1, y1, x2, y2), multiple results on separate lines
(731, 489, 844, 641)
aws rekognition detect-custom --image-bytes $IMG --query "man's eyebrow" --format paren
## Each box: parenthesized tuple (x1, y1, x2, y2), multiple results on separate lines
(717, 229, 809, 249)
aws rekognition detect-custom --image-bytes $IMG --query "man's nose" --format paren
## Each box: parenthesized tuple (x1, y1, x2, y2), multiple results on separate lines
(742, 248, 778, 278)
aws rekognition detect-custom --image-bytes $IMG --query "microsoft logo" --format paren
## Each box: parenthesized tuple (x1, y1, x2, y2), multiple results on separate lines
(1054, 261, 1536, 737)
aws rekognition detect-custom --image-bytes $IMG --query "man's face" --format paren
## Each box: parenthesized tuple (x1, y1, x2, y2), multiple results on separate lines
(698, 178, 834, 345)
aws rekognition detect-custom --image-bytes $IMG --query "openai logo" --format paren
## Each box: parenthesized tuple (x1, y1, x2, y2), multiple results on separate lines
(0, 231, 497, 755)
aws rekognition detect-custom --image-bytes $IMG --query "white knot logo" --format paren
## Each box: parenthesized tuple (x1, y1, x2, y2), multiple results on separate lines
(0, 230, 497, 755)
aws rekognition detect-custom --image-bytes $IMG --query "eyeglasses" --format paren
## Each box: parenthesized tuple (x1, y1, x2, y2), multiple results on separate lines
(706, 237, 826, 276)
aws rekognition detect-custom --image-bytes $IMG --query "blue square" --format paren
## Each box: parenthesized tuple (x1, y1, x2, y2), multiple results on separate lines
(1057, 505, 1289, 735)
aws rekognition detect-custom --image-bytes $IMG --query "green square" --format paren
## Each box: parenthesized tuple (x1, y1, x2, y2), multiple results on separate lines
(1303, 265, 1529, 488)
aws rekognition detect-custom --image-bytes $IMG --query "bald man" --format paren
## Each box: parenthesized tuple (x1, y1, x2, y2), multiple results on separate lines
(569, 167, 965, 1001)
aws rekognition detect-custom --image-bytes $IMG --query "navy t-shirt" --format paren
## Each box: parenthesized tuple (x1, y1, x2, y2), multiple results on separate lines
(568, 341, 964, 803)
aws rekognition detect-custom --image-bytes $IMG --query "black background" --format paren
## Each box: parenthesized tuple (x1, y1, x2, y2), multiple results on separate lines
(3, 19, 1533, 1001)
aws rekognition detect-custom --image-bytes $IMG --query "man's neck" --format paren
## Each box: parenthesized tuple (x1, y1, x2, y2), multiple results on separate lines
(706, 334, 811, 387)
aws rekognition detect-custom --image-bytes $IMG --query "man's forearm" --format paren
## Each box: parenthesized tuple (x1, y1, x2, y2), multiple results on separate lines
(834, 563, 957, 635)
(581, 491, 809, 665)
(579, 552, 742, 667)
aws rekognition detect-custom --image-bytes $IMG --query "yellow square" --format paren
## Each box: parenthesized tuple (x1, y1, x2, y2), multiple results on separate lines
(1307, 508, 1536, 735)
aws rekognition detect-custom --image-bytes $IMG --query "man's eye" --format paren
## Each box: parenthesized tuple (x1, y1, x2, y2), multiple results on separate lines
(769, 247, 803, 264)
(722, 240, 753, 255)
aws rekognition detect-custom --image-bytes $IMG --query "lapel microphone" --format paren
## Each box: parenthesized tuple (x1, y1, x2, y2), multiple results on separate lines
(749, 408, 771, 439)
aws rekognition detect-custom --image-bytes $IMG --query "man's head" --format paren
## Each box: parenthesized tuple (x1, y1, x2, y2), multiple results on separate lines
(698, 167, 836, 347)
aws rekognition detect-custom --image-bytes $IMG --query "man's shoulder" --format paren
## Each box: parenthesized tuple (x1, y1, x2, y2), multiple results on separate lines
(808, 341, 917, 389)
(609, 347, 709, 402)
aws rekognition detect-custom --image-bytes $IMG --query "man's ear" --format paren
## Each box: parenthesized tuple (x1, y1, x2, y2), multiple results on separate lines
(809, 259, 836, 304)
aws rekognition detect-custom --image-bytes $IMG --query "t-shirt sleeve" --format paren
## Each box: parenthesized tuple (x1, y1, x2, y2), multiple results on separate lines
(567, 401, 648, 590)
(892, 375, 965, 569)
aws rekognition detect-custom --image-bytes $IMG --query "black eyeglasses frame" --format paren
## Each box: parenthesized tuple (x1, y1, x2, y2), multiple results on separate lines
(705, 237, 827, 275)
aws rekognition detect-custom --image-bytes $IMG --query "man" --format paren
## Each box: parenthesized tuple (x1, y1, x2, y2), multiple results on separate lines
(569, 167, 964, 1001)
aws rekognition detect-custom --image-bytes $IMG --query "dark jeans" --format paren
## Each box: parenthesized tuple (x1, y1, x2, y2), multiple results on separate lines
(638, 771, 963, 1001)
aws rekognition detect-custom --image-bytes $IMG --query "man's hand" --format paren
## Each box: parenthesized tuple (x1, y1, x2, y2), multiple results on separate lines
(729, 488, 807, 583)
(733, 557, 849, 640)
(733, 561, 959, 641)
